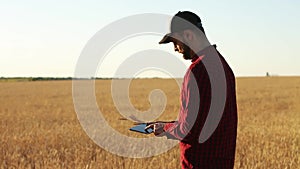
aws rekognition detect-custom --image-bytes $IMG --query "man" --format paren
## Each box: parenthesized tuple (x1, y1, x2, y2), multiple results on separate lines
(146, 11, 238, 169)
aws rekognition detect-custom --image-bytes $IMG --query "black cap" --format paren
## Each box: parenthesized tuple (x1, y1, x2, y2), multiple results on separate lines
(159, 11, 203, 44)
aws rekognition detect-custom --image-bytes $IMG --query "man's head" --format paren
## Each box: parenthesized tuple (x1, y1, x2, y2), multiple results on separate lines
(159, 11, 208, 60)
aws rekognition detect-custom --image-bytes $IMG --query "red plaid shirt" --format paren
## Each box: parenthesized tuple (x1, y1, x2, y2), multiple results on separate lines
(164, 45, 238, 169)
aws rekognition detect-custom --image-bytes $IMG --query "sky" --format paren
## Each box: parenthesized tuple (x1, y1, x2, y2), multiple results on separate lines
(1, 0, 300, 77)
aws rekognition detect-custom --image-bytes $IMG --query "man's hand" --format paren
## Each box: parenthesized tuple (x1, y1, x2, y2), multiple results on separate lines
(145, 123, 165, 136)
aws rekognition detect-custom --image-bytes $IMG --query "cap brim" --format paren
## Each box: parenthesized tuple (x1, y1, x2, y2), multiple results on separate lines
(159, 33, 174, 44)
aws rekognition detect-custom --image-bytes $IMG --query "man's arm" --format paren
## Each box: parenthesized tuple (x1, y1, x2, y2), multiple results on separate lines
(149, 68, 203, 141)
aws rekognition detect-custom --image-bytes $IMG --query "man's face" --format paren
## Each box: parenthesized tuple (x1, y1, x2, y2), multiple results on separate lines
(171, 33, 194, 60)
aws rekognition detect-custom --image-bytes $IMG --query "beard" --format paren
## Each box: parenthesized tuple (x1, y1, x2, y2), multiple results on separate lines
(181, 42, 195, 60)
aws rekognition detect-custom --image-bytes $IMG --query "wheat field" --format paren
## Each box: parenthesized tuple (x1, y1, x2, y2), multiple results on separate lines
(0, 77, 299, 169)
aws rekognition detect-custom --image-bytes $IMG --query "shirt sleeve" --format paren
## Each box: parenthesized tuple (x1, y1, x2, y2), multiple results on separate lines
(163, 68, 201, 142)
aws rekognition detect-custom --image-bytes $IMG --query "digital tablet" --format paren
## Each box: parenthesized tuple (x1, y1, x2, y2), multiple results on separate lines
(129, 123, 153, 134)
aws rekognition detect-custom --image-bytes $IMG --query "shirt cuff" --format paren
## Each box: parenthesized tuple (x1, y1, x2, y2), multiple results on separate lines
(164, 122, 174, 132)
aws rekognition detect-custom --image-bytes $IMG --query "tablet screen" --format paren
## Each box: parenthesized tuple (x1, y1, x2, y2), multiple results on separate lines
(129, 124, 153, 134)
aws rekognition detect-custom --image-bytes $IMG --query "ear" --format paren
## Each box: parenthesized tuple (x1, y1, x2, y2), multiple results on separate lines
(182, 30, 194, 42)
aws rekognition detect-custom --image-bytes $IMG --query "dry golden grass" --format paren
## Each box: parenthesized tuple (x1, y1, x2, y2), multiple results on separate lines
(0, 77, 299, 168)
